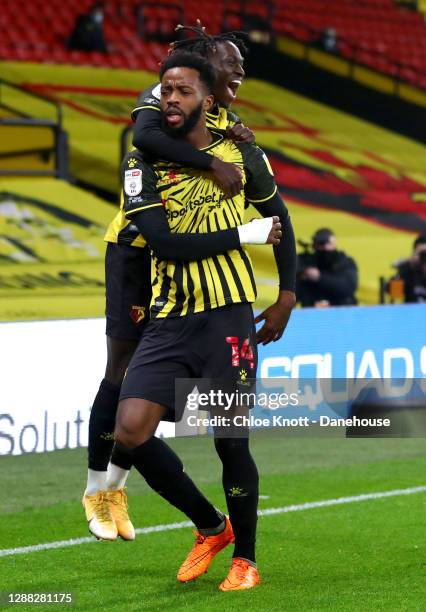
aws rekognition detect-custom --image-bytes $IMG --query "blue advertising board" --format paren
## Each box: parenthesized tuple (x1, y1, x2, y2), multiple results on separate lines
(258, 303, 426, 379)
(252, 303, 426, 425)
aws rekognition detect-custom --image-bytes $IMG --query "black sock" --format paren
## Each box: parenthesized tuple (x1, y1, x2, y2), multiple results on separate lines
(214, 438, 259, 563)
(110, 444, 133, 471)
(88, 378, 120, 471)
(123, 437, 222, 531)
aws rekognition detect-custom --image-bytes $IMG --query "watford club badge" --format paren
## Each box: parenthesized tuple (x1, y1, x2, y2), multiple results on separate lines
(130, 305, 146, 324)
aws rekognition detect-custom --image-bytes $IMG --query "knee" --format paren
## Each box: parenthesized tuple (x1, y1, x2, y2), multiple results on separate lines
(114, 421, 152, 450)
(114, 399, 158, 449)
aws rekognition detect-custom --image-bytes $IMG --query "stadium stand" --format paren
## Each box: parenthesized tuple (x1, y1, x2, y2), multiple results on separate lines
(0, 177, 115, 321)
(1, 57, 424, 313)
(0, 1, 425, 89)
(0, 79, 68, 179)
(273, 0, 426, 89)
(0, 3, 424, 316)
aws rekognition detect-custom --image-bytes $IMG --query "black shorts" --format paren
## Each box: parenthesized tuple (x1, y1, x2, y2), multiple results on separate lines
(105, 242, 152, 341)
(119, 303, 258, 421)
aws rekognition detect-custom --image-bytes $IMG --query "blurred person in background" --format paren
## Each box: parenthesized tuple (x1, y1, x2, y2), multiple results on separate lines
(392, 234, 426, 303)
(313, 27, 340, 55)
(68, 2, 107, 53)
(296, 228, 358, 307)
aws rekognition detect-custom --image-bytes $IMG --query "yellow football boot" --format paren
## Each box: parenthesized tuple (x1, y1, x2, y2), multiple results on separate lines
(82, 491, 118, 541)
(106, 488, 135, 541)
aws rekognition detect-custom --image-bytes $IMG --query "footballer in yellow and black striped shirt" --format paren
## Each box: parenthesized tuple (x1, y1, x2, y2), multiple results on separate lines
(122, 134, 278, 318)
(118, 51, 296, 399)
(104, 87, 241, 250)
(121, 72, 296, 322)
(83, 31, 289, 547)
(116, 52, 297, 589)
(103, 56, 249, 341)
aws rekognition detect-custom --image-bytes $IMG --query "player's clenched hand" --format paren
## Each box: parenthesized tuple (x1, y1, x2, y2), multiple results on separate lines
(210, 157, 243, 198)
(237, 217, 281, 245)
(255, 291, 296, 345)
(267, 216, 281, 245)
(226, 123, 255, 144)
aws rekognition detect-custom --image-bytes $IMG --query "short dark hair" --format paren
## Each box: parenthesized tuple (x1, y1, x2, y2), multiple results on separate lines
(159, 52, 216, 94)
(312, 228, 334, 245)
(414, 234, 426, 249)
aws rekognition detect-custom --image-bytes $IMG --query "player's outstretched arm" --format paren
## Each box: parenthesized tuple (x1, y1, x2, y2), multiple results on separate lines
(128, 207, 281, 263)
(243, 145, 297, 344)
(122, 150, 280, 262)
(252, 192, 297, 294)
(252, 192, 297, 344)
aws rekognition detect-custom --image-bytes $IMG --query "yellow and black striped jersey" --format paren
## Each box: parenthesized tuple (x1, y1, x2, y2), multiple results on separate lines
(104, 83, 240, 247)
(123, 132, 277, 319)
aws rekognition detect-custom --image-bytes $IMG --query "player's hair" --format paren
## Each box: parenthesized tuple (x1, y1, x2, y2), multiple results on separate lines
(168, 23, 248, 59)
(159, 52, 216, 94)
(414, 234, 426, 249)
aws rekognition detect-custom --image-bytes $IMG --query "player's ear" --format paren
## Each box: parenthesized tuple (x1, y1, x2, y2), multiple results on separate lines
(203, 94, 214, 112)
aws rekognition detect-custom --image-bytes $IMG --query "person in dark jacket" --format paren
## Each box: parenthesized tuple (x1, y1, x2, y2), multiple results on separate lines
(296, 228, 358, 306)
(68, 3, 107, 53)
(393, 234, 426, 303)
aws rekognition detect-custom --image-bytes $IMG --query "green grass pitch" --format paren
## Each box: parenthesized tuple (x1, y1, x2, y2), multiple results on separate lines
(0, 435, 425, 611)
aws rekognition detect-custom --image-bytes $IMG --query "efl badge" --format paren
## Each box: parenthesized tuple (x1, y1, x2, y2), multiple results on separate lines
(124, 169, 142, 196)
(151, 83, 161, 99)
(130, 305, 146, 324)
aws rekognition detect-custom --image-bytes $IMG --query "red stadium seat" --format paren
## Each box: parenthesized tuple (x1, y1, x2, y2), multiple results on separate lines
(0, 0, 424, 88)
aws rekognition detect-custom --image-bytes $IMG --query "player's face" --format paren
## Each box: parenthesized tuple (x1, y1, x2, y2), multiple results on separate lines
(160, 67, 213, 135)
(209, 41, 245, 108)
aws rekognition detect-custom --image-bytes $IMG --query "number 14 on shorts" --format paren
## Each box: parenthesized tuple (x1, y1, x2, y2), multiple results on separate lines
(226, 336, 255, 370)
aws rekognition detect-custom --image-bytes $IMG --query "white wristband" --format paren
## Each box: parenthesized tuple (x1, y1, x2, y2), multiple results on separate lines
(237, 217, 274, 245)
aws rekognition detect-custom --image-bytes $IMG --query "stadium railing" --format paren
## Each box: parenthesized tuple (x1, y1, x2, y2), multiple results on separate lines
(0, 79, 69, 179)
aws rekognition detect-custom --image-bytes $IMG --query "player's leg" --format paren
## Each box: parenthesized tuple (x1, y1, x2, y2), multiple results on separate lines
(104, 244, 151, 490)
(118, 315, 231, 580)
(83, 336, 136, 541)
(115, 397, 222, 530)
(204, 303, 261, 590)
(83, 243, 150, 540)
(86, 336, 136, 489)
(214, 434, 260, 591)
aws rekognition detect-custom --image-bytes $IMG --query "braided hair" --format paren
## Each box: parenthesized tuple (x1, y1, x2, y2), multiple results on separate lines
(168, 21, 248, 59)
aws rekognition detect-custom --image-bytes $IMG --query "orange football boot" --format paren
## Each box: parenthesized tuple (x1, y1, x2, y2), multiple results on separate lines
(219, 557, 261, 591)
(177, 516, 234, 582)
